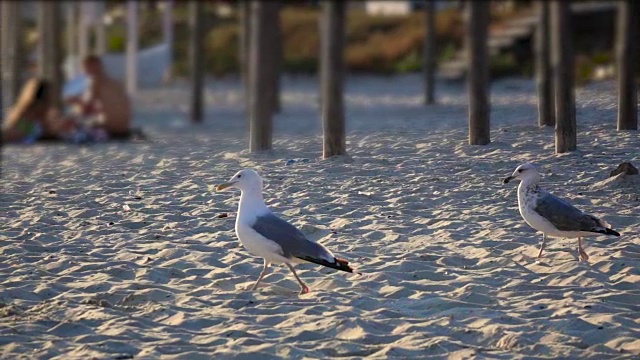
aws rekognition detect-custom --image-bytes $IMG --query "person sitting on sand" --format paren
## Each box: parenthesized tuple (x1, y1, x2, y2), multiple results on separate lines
(2, 78, 65, 143)
(66, 55, 132, 138)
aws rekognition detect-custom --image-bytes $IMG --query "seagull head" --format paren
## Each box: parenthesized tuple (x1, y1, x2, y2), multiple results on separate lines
(503, 163, 539, 184)
(216, 169, 263, 192)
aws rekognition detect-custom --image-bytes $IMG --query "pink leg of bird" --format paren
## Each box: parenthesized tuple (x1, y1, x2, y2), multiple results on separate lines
(537, 234, 547, 258)
(578, 237, 589, 262)
(286, 263, 310, 294)
(251, 260, 271, 291)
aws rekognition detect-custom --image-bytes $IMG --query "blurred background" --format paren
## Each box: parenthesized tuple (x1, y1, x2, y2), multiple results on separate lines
(0, 1, 631, 94)
(0, 0, 637, 150)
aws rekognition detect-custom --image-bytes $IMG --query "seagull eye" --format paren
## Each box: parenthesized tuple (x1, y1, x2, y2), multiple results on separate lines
(518, 169, 523, 173)
(237, 174, 242, 178)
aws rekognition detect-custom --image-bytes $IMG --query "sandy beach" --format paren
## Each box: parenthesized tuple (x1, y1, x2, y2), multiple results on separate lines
(1, 75, 639, 359)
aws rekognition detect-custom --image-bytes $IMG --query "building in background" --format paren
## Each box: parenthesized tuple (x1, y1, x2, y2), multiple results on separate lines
(365, 1, 413, 16)
(364, 1, 460, 16)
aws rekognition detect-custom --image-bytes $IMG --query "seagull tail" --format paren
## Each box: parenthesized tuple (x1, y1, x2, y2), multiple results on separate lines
(604, 228, 621, 236)
(591, 217, 620, 237)
(297, 255, 358, 274)
(591, 227, 620, 237)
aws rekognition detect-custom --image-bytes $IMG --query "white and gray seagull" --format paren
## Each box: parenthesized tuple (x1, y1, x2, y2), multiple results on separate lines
(216, 169, 356, 294)
(503, 163, 620, 261)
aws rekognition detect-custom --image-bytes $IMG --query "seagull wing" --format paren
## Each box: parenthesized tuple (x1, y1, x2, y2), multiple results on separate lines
(251, 213, 354, 272)
(533, 191, 613, 234)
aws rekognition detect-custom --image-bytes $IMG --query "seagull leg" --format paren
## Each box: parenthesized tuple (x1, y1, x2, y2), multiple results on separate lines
(251, 259, 270, 291)
(578, 237, 589, 262)
(537, 234, 547, 259)
(286, 263, 310, 294)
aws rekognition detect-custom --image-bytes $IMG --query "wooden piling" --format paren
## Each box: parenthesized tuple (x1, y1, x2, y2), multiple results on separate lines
(616, 0, 639, 131)
(189, 0, 205, 123)
(38, 1, 64, 110)
(551, 1, 576, 153)
(162, 0, 174, 82)
(248, 1, 276, 151)
(320, 0, 346, 158)
(0, 2, 4, 178)
(535, 1, 555, 127)
(1, 1, 23, 106)
(316, 9, 323, 108)
(240, 0, 251, 109)
(423, 0, 436, 105)
(94, 1, 107, 55)
(126, 0, 138, 96)
(467, 1, 490, 145)
(78, 2, 90, 63)
(66, 2, 80, 79)
(270, 1, 282, 114)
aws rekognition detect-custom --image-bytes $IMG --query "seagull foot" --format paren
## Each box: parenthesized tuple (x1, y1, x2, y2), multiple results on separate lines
(299, 286, 310, 295)
(579, 249, 590, 262)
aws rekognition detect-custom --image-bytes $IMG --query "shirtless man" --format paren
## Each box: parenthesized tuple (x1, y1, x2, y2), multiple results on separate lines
(67, 55, 131, 137)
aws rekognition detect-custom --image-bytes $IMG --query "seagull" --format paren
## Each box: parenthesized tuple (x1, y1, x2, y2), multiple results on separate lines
(503, 163, 620, 261)
(216, 169, 356, 294)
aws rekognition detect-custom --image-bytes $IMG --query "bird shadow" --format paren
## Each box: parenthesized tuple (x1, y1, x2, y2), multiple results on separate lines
(250, 283, 303, 297)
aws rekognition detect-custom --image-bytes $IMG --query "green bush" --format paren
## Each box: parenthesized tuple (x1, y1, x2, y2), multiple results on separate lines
(395, 50, 422, 73)
(205, 24, 240, 76)
(575, 54, 595, 85)
(107, 28, 126, 53)
(171, 6, 466, 77)
(592, 51, 612, 65)
(490, 53, 520, 78)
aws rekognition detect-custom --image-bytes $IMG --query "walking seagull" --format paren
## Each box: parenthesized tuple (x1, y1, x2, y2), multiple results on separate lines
(503, 163, 620, 261)
(216, 169, 356, 294)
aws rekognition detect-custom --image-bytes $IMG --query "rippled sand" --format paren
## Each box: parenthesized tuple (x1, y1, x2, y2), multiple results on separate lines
(1, 76, 639, 359)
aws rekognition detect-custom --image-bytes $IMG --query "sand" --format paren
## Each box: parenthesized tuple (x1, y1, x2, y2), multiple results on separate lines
(1, 75, 639, 359)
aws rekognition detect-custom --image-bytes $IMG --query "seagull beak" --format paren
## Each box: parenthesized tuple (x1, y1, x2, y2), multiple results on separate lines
(216, 182, 236, 191)
(503, 176, 514, 184)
